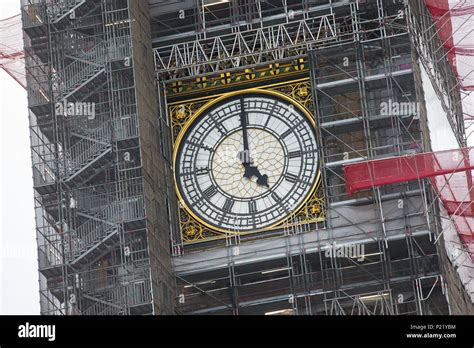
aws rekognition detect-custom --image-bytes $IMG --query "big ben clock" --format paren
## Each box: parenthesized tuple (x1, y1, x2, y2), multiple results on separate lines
(173, 88, 320, 235)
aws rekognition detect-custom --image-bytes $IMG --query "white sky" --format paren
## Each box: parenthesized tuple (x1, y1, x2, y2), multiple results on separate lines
(0, 0, 39, 314)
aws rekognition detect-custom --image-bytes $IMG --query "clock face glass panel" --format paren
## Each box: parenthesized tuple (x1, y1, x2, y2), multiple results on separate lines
(175, 91, 319, 233)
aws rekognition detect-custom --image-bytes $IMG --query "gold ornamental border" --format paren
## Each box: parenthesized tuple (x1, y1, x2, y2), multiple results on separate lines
(171, 87, 323, 240)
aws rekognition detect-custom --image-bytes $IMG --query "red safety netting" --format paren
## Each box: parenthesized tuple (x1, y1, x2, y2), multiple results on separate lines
(344, 147, 474, 260)
(437, 170, 474, 216)
(451, 215, 474, 256)
(0, 14, 26, 89)
(433, 171, 474, 258)
(343, 147, 474, 196)
(425, 0, 474, 91)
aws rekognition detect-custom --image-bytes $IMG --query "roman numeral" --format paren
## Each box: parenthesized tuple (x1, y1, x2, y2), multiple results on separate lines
(223, 198, 234, 212)
(288, 150, 302, 158)
(249, 200, 257, 214)
(209, 112, 227, 135)
(281, 129, 293, 139)
(185, 141, 214, 152)
(271, 192, 282, 203)
(202, 185, 218, 199)
(285, 172, 299, 183)
(264, 102, 277, 128)
(196, 167, 209, 176)
(179, 167, 209, 177)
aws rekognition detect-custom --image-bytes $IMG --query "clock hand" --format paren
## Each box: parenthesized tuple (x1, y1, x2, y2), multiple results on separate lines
(238, 97, 269, 188)
(239, 97, 251, 165)
(243, 165, 269, 188)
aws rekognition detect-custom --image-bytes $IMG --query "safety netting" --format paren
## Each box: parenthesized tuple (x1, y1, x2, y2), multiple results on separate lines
(344, 147, 474, 196)
(344, 147, 474, 260)
(433, 172, 474, 258)
(0, 14, 25, 89)
(425, 0, 474, 91)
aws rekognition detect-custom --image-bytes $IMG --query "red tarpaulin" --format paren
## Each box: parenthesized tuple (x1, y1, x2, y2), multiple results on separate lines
(344, 147, 474, 259)
(343, 147, 474, 196)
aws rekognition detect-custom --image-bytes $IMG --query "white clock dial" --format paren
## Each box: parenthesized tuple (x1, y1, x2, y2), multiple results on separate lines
(174, 90, 319, 233)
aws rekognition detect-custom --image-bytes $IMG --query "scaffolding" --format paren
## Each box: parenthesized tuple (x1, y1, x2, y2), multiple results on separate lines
(407, 0, 474, 309)
(148, 0, 462, 315)
(343, 147, 474, 259)
(21, 0, 174, 315)
(13, 0, 471, 315)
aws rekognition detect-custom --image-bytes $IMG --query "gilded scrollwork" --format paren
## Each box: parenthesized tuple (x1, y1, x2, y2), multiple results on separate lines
(169, 101, 208, 144)
(270, 80, 314, 114)
(178, 200, 224, 243)
(169, 78, 325, 244)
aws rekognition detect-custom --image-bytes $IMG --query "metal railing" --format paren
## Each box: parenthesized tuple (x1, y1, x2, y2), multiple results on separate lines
(56, 40, 107, 100)
(107, 36, 132, 62)
(47, 0, 86, 23)
(63, 32, 105, 60)
(72, 177, 143, 213)
(38, 244, 63, 270)
(68, 196, 145, 260)
(82, 298, 123, 315)
(113, 114, 138, 141)
(80, 268, 151, 314)
(69, 203, 120, 259)
(61, 121, 111, 177)
(75, 190, 115, 214)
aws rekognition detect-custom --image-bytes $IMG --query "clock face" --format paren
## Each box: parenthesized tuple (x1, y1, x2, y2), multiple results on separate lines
(174, 90, 319, 233)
